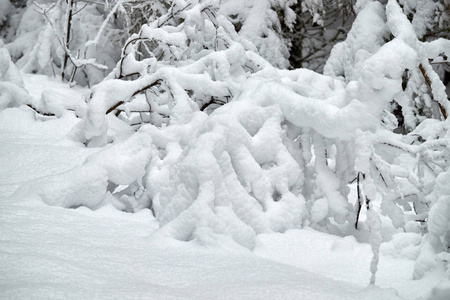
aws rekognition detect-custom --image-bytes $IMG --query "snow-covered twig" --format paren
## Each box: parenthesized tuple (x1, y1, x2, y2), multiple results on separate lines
(34, 1, 108, 82)
(85, 0, 126, 47)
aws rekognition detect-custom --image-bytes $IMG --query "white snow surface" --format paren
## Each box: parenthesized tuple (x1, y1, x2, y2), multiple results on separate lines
(0, 74, 445, 299)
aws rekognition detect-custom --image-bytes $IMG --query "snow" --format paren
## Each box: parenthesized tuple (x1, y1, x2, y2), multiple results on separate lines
(0, 197, 405, 300)
(0, 74, 445, 299)
(0, 0, 13, 27)
(255, 229, 445, 299)
(0, 47, 23, 86)
(324, 1, 388, 80)
(1, 1, 449, 297)
(0, 47, 30, 110)
(218, 0, 294, 69)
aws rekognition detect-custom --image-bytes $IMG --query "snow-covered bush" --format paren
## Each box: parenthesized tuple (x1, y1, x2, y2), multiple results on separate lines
(218, 0, 297, 69)
(289, 0, 355, 72)
(0, 0, 15, 41)
(398, 0, 449, 41)
(4, 0, 134, 86)
(0, 45, 31, 110)
(0, 42, 80, 115)
(6, 0, 450, 283)
(0, 0, 26, 43)
(324, 0, 450, 280)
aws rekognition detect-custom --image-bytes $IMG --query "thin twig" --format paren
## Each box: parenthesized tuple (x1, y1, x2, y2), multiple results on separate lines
(106, 79, 162, 114)
(26, 104, 56, 116)
(106, 101, 125, 114)
(419, 63, 447, 119)
(355, 172, 363, 230)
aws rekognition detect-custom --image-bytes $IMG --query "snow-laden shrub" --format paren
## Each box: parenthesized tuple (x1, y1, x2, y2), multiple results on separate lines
(0, 0, 14, 41)
(413, 158, 450, 280)
(288, 0, 355, 72)
(0, 0, 26, 43)
(218, 0, 297, 69)
(9, 0, 450, 282)
(324, 0, 450, 280)
(0, 43, 80, 115)
(398, 0, 449, 40)
(0, 45, 31, 110)
(4, 0, 298, 86)
(4, 0, 123, 86)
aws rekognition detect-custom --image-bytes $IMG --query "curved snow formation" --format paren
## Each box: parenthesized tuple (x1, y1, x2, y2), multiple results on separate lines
(9, 0, 450, 261)
(17, 42, 418, 250)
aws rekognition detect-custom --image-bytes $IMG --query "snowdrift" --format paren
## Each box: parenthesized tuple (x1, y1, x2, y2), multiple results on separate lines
(2, 0, 450, 284)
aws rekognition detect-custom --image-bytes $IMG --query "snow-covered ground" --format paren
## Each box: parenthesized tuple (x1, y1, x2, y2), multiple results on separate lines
(0, 75, 445, 299)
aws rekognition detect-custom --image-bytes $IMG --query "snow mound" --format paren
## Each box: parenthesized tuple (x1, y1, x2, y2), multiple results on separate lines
(3, 0, 450, 283)
(0, 46, 31, 110)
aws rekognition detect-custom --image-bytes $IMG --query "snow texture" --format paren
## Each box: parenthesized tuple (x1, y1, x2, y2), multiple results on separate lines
(0, 107, 442, 298)
(1, 0, 450, 292)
